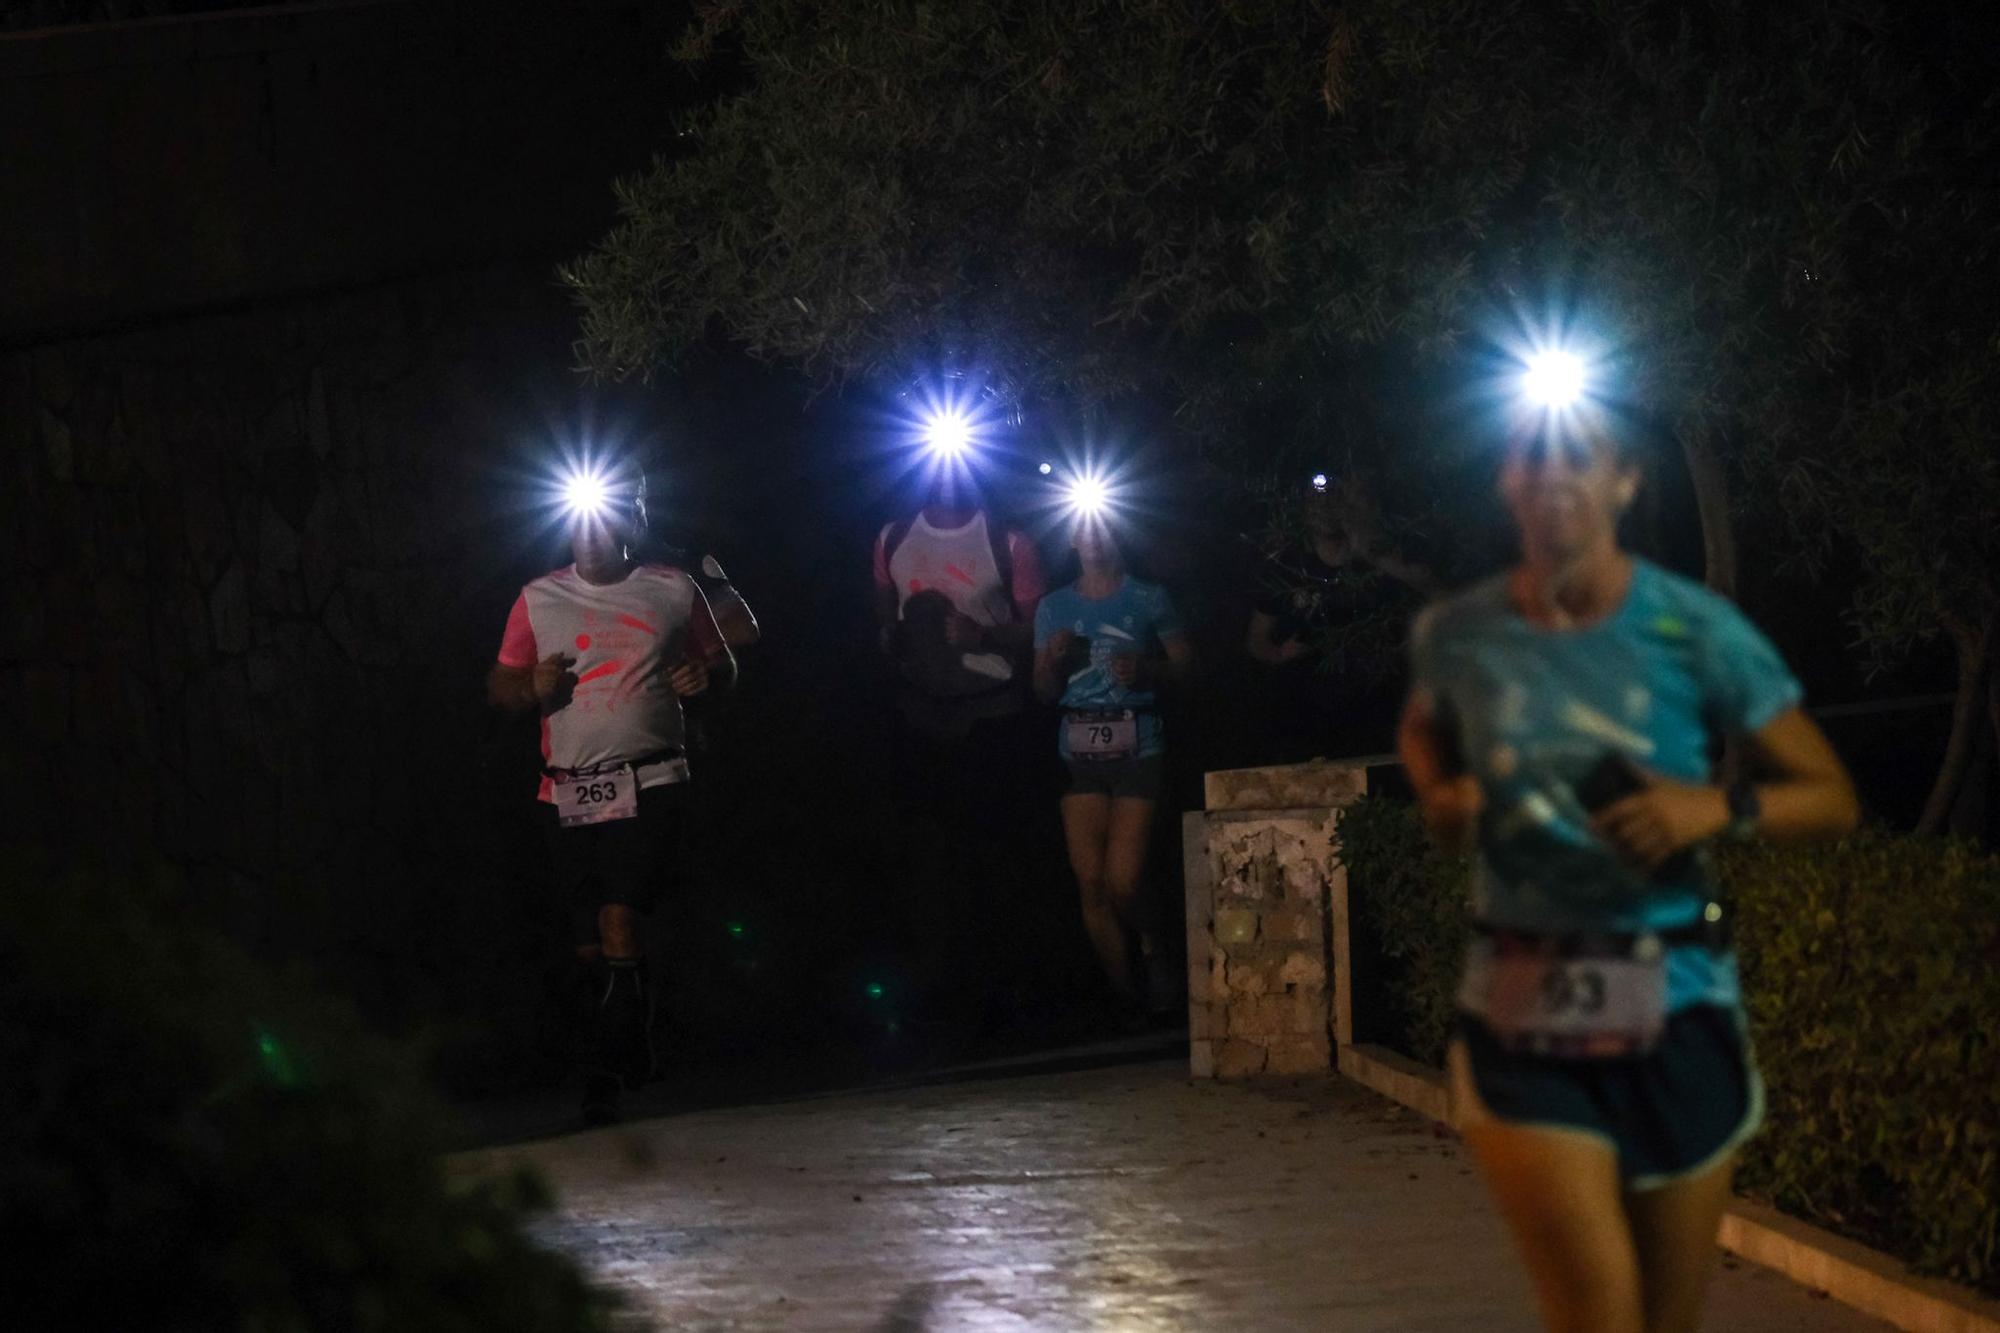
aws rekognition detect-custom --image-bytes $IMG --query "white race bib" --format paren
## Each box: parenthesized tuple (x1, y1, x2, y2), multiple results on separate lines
(1473, 931, 1667, 1058)
(1066, 709, 1139, 761)
(553, 764, 639, 828)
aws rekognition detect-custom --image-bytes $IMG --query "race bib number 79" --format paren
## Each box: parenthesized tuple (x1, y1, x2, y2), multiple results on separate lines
(1066, 709, 1138, 761)
(554, 766, 639, 828)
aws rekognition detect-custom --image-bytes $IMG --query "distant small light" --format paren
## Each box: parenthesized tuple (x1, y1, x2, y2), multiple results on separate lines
(865, 982, 885, 1000)
(727, 921, 746, 939)
(1310, 472, 1329, 493)
(1038, 461, 1054, 476)
(1703, 901, 1723, 924)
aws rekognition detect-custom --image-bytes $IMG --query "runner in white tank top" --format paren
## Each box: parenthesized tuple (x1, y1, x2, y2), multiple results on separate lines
(872, 503, 1047, 712)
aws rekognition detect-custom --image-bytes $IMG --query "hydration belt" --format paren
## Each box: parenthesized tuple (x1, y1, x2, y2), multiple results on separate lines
(1472, 904, 1731, 954)
(543, 748, 686, 782)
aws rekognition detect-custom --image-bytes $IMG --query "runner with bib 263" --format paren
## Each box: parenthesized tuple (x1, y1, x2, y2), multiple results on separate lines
(1398, 406, 1856, 1333)
(487, 458, 736, 1126)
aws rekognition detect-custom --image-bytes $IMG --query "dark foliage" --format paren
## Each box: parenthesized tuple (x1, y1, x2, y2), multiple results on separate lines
(0, 848, 618, 1332)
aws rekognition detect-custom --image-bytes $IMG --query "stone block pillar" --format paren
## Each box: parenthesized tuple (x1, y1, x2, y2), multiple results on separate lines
(1184, 762, 1366, 1078)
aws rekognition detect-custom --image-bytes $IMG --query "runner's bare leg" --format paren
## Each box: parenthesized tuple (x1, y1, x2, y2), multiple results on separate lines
(1463, 1118, 1646, 1333)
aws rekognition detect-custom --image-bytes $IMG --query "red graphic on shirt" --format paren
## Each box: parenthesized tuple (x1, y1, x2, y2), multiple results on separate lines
(575, 633, 591, 651)
(617, 612, 658, 636)
(576, 660, 623, 686)
(945, 563, 976, 586)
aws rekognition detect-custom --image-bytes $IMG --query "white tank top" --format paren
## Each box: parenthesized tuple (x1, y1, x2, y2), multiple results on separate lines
(883, 512, 1017, 694)
(885, 512, 1012, 625)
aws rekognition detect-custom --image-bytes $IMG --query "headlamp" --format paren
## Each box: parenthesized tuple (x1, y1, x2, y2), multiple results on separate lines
(922, 408, 974, 459)
(1065, 472, 1111, 519)
(1522, 349, 1588, 410)
(562, 466, 612, 520)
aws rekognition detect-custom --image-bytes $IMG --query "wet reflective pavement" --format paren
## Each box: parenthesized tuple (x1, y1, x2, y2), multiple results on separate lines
(459, 1060, 1891, 1331)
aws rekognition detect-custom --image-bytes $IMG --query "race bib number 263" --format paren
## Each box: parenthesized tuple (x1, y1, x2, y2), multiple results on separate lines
(554, 766, 639, 828)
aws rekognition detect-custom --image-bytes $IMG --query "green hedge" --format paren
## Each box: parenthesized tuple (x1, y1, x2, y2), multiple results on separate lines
(1729, 832, 2000, 1290)
(1339, 797, 2000, 1293)
(0, 849, 618, 1332)
(1337, 795, 1474, 1067)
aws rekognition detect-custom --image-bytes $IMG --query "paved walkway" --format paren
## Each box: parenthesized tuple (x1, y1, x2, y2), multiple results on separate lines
(460, 1060, 1891, 1331)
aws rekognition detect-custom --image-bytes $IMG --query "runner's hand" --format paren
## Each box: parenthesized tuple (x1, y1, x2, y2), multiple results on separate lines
(1277, 637, 1309, 662)
(944, 613, 986, 649)
(1108, 652, 1145, 688)
(667, 659, 711, 698)
(1415, 774, 1484, 849)
(1041, 628, 1078, 667)
(1592, 777, 1729, 872)
(533, 653, 577, 711)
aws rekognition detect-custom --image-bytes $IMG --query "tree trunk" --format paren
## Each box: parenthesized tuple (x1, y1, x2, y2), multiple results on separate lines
(1677, 426, 1738, 597)
(1918, 614, 1995, 836)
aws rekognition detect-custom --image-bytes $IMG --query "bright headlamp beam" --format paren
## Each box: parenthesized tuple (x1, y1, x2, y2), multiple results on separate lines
(1066, 475, 1110, 518)
(922, 410, 974, 458)
(1522, 350, 1587, 409)
(562, 468, 611, 519)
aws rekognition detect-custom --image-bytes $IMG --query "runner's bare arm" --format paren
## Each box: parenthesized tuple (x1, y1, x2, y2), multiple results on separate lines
(993, 531, 1045, 654)
(487, 654, 576, 715)
(1739, 707, 1861, 838)
(710, 586, 761, 648)
(1593, 707, 1858, 869)
(682, 580, 737, 694)
(1034, 629, 1077, 704)
(1398, 693, 1482, 848)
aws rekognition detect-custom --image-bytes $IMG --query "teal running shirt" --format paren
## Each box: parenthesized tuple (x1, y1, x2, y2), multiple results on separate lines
(1411, 559, 1802, 1011)
(1034, 577, 1185, 759)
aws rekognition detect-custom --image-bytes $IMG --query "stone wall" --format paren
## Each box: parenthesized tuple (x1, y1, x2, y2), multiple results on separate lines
(1184, 762, 1367, 1078)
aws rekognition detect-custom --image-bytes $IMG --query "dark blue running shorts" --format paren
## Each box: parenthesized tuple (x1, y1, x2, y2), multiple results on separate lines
(1063, 752, 1165, 801)
(1448, 1003, 1763, 1191)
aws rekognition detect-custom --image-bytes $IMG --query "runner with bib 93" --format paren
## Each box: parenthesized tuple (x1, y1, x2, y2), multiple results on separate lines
(1397, 399, 1856, 1333)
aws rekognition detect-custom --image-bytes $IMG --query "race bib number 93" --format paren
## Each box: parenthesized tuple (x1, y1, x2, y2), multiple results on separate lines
(1475, 931, 1667, 1059)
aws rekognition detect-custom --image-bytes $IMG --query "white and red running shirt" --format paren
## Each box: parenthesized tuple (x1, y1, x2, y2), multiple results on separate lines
(497, 563, 728, 801)
(872, 510, 1046, 696)
(872, 510, 1044, 624)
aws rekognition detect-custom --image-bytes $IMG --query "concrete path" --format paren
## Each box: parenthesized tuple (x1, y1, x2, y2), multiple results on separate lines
(461, 1060, 1890, 1331)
